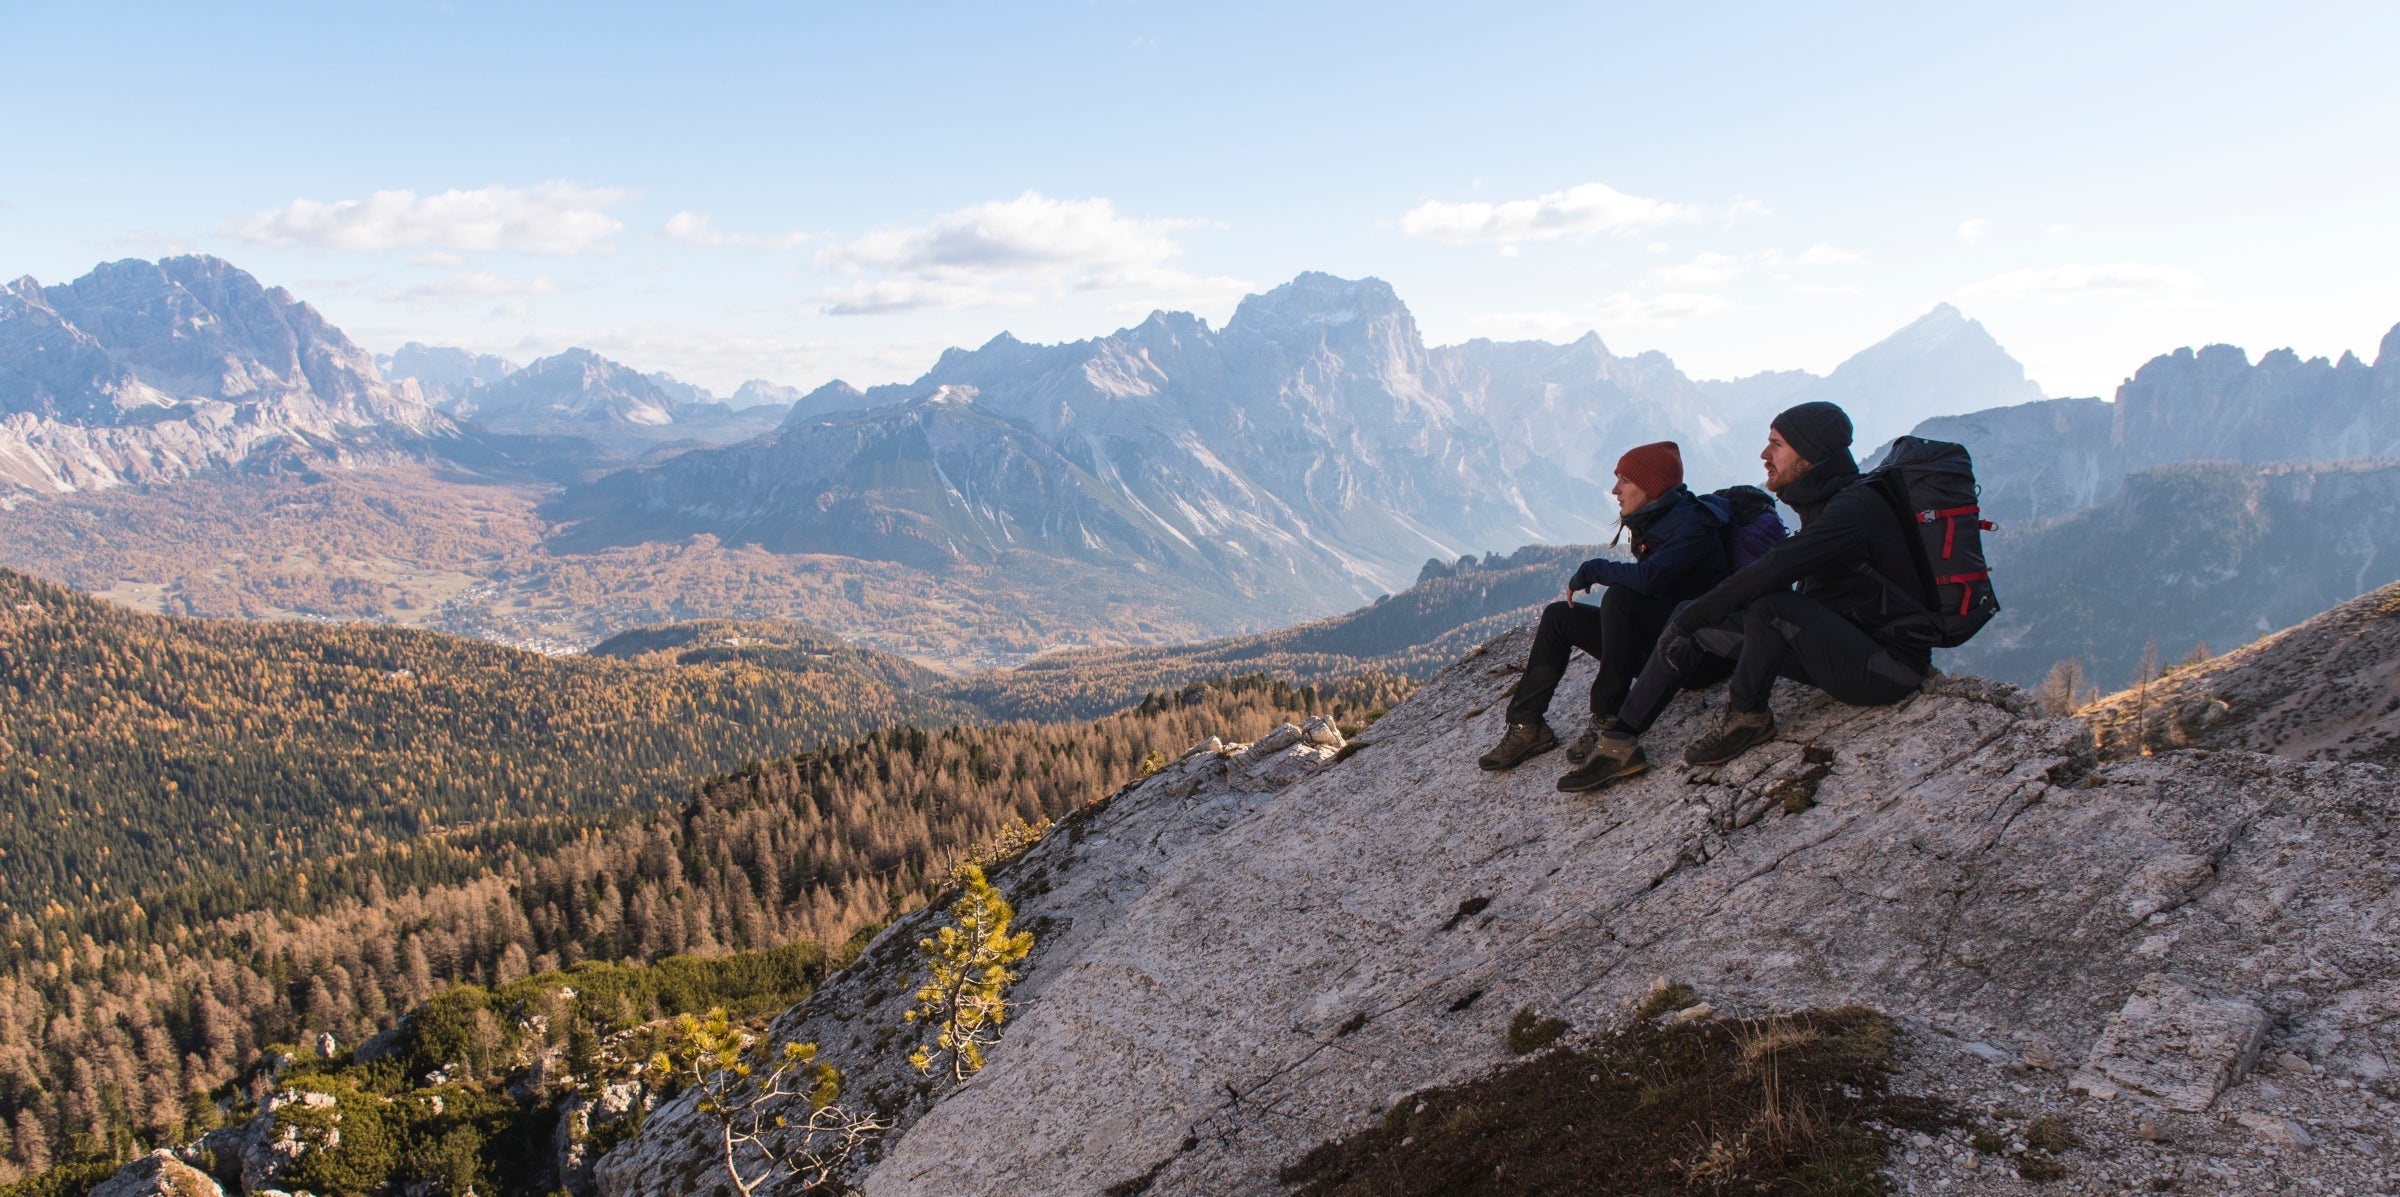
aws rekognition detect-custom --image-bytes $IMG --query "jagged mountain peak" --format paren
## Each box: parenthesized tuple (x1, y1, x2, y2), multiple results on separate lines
(1226, 272, 1418, 352)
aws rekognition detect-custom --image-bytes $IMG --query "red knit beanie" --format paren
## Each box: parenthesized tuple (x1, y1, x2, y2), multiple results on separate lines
(1614, 441, 1683, 500)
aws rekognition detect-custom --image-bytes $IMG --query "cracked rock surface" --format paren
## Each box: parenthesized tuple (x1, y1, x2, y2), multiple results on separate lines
(600, 621, 2400, 1197)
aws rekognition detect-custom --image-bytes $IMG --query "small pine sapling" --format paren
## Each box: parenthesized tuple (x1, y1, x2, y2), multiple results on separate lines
(649, 1008, 889, 1196)
(906, 864, 1035, 1080)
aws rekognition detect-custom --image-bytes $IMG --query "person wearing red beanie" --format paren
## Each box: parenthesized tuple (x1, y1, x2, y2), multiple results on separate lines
(1613, 441, 1683, 505)
(1479, 441, 1737, 783)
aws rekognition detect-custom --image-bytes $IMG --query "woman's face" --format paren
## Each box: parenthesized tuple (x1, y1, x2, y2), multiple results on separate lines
(1611, 476, 1650, 514)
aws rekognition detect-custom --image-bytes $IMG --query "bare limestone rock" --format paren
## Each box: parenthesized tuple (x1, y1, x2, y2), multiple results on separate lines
(88, 1150, 224, 1197)
(240, 1089, 339, 1194)
(2069, 973, 2269, 1110)
(597, 619, 2400, 1197)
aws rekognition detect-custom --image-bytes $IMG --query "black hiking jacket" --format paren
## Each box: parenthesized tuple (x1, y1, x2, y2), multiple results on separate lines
(1567, 485, 1729, 602)
(1669, 453, 1933, 673)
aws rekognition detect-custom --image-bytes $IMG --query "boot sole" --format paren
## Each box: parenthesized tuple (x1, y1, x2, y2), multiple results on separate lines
(1556, 759, 1648, 793)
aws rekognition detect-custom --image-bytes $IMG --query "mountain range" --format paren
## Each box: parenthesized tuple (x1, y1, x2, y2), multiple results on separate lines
(546, 273, 2044, 611)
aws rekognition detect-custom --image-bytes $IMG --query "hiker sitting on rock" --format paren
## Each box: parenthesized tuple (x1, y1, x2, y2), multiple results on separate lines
(1570, 401, 1932, 787)
(1478, 441, 1733, 781)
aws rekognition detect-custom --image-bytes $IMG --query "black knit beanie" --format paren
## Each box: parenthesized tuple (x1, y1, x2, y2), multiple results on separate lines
(1771, 401, 1854, 465)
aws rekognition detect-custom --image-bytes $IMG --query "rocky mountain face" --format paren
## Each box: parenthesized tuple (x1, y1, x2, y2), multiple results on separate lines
(1915, 322, 2400, 528)
(1945, 459, 2400, 690)
(379, 341, 518, 408)
(598, 599, 2400, 1197)
(556, 276, 2045, 618)
(0, 256, 449, 494)
(442, 347, 788, 453)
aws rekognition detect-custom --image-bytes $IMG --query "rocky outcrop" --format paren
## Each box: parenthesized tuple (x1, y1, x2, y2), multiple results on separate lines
(0, 256, 449, 494)
(598, 611, 2400, 1195)
(88, 1150, 224, 1197)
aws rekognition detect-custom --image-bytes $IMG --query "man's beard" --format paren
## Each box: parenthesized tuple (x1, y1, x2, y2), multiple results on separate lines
(1765, 459, 1807, 493)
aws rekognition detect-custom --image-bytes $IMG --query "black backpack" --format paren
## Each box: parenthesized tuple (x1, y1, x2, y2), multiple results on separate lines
(1860, 436, 2000, 648)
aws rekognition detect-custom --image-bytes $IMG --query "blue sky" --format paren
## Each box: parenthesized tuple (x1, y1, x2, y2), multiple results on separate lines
(4, 1, 2394, 397)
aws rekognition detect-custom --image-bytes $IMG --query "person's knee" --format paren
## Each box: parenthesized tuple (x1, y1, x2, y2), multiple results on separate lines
(1539, 599, 1576, 625)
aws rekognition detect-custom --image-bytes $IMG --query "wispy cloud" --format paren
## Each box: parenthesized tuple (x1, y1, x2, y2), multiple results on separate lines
(662, 211, 810, 250)
(224, 183, 628, 255)
(812, 191, 1244, 315)
(1957, 218, 1996, 243)
(1797, 242, 1860, 265)
(1959, 261, 2202, 300)
(1399, 182, 1701, 246)
(378, 272, 565, 303)
(815, 279, 1030, 316)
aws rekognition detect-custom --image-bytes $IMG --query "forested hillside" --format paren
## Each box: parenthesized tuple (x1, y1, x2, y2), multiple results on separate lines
(0, 569, 976, 912)
(0, 675, 1398, 1184)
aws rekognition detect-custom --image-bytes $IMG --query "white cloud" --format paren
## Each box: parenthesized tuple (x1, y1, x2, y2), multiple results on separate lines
(1648, 251, 1749, 287)
(2045, 223, 2073, 236)
(1958, 261, 2203, 300)
(1398, 182, 1701, 245)
(812, 191, 1242, 314)
(224, 183, 627, 255)
(1646, 242, 1672, 254)
(410, 251, 466, 268)
(1790, 282, 1864, 296)
(1957, 218, 1996, 243)
(1797, 242, 1860, 265)
(662, 211, 809, 250)
(379, 272, 565, 303)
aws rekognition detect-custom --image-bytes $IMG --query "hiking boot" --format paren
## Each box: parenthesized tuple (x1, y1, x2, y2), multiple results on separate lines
(1557, 730, 1647, 792)
(1684, 708, 1777, 766)
(1564, 727, 1601, 765)
(1564, 709, 1618, 765)
(1478, 720, 1558, 771)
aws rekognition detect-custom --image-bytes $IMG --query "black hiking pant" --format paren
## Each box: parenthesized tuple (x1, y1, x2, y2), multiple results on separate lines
(1615, 591, 1924, 732)
(1506, 588, 1684, 726)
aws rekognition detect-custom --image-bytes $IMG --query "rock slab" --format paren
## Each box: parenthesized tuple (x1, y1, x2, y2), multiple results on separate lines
(2072, 973, 2269, 1111)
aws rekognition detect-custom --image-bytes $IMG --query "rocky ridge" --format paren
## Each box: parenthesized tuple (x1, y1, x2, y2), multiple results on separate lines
(1915, 319, 2400, 528)
(596, 602, 2400, 1196)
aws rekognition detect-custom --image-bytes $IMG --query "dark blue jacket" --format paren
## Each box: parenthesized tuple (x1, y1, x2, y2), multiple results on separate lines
(1568, 485, 1730, 601)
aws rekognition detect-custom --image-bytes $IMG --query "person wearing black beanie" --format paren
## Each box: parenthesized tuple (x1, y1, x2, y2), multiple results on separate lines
(1561, 400, 1932, 788)
(1769, 401, 1853, 468)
